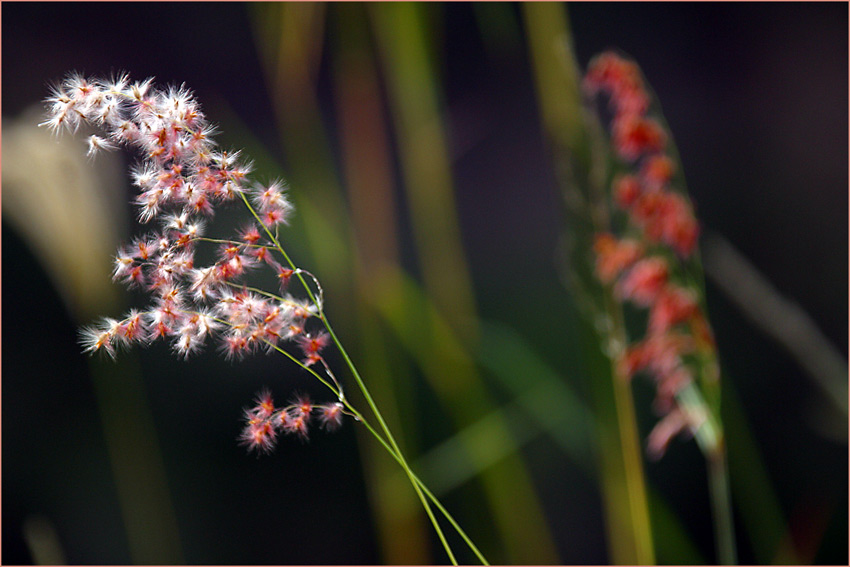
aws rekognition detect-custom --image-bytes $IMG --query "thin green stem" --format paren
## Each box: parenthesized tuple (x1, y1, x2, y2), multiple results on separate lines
(237, 191, 319, 307)
(266, 342, 340, 396)
(602, 293, 656, 565)
(193, 236, 271, 249)
(677, 383, 737, 565)
(263, 332, 487, 565)
(347, 405, 491, 566)
(237, 190, 474, 565)
(320, 313, 458, 565)
(708, 447, 736, 565)
(266, 332, 488, 565)
(222, 281, 284, 301)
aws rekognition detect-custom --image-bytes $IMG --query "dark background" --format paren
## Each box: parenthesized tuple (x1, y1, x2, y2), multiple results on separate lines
(3, 2, 847, 564)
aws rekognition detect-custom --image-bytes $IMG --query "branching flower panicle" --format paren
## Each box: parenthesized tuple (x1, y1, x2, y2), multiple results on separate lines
(45, 70, 492, 566)
(44, 72, 347, 449)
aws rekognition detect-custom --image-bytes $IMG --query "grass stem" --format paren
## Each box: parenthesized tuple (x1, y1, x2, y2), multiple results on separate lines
(237, 190, 488, 565)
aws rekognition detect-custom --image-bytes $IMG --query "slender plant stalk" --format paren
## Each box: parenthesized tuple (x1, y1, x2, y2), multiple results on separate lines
(602, 292, 657, 565)
(330, 9, 432, 559)
(350, 406, 492, 566)
(678, 382, 737, 564)
(325, 318, 457, 566)
(238, 190, 489, 565)
(522, 4, 656, 563)
(608, 340, 656, 563)
(708, 448, 736, 565)
(264, 330, 490, 566)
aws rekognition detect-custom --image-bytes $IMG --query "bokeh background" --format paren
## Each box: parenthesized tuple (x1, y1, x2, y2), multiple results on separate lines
(2, 2, 847, 564)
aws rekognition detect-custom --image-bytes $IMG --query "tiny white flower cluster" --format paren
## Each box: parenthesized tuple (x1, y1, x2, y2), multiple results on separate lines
(43, 72, 265, 222)
(45, 72, 326, 365)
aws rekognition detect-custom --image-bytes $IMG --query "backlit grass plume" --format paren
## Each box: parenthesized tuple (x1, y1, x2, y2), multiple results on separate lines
(43, 71, 488, 565)
(584, 51, 737, 563)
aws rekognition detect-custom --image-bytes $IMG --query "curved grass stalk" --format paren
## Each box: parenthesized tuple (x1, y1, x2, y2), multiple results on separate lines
(266, 331, 491, 565)
(237, 190, 488, 565)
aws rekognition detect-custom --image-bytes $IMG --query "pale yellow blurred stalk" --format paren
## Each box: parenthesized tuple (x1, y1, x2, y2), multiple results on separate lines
(522, 4, 656, 564)
(3, 109, 184, 564)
